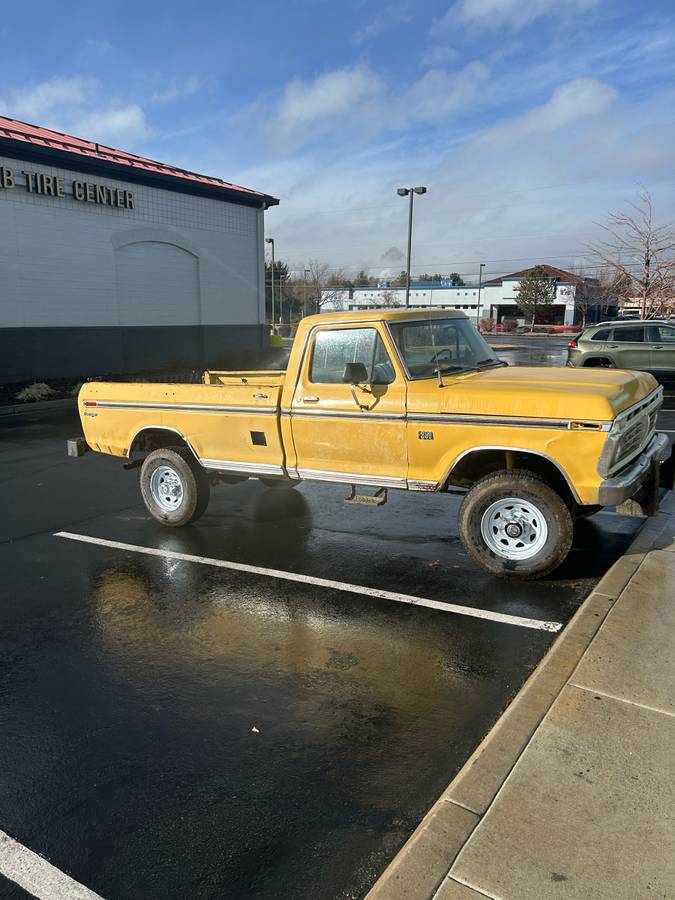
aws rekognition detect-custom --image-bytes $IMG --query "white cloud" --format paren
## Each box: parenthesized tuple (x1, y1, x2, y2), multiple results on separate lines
(152, 76, 201, 104)
(485, 78, 618, 141)
(274, 65, 384, 141)
(0, 76, 148, 144)
(420, 46, 458, 68)
(403, 62, 489, 121)
(76, 106, 147, 144)
(267, 61, 488, 150)
(353, 8, 412, 45)
(2, 76, 98, 122)
(433, 0, 600, 33)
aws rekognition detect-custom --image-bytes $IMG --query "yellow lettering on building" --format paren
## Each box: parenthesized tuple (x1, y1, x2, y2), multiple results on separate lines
(73, 181, 85, 201)
(0, 167, 15, 189)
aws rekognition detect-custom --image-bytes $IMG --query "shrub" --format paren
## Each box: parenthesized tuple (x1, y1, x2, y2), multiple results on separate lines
(15, 382, 56, 403)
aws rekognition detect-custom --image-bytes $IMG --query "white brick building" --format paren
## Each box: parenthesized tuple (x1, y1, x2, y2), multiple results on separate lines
(0, 117, 278, 383)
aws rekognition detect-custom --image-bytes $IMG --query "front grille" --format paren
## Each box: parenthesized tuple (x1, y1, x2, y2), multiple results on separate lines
(618, 418, 650, 462)
(599, 387, 662, 477)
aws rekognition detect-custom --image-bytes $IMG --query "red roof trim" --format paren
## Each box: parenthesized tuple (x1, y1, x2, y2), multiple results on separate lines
(483, 264, 584, 286)
(0, 115, 278, 205)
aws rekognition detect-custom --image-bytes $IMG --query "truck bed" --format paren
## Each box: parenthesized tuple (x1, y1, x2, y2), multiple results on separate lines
(78, 370, 288, 476)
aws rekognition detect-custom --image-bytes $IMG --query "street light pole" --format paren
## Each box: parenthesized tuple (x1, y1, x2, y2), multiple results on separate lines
(477, 262, 485, 326)
(397, 186, 427, 308)
(265, 238, 275, 331)
(303, 267, 310, 318)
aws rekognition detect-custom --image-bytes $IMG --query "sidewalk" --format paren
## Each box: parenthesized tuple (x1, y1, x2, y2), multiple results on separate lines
(368, 493, 675, 900)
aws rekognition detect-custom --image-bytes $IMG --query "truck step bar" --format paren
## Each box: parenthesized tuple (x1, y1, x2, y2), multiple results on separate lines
(344, 486, 388, 507)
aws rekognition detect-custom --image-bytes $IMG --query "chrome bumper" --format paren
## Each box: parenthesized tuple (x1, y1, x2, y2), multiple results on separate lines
(598, 432, 671, 506)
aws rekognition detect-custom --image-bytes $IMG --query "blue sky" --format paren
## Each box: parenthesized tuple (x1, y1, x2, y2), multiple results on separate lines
(1, 0, 675, 280)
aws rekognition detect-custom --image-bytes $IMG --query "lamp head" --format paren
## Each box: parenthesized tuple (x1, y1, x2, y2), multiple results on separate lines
(396, 188, 409, 196)
(413, 186, 427, 195)
(265, 238, 274, 244)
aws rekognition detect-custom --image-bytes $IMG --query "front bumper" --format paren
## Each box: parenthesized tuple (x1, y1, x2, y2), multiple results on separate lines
(598, 432, 672, 507)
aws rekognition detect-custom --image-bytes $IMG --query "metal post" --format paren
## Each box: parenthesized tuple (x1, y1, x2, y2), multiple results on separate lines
(477, 262, 485, 326)
(405, 191, 414, 308)
(265, 238, 275, 331)
(397, 186, 426, 309)
(303, 268, 309, 318)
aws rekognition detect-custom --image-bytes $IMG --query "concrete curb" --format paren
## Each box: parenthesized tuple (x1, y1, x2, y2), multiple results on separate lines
(0, 398, 76, 418)
(366, 494, 675, 900)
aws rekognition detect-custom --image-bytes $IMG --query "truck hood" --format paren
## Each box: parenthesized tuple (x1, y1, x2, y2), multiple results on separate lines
(409, 366, 659, 422)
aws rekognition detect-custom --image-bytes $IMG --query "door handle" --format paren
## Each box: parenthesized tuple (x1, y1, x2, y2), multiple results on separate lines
(607, 344, 619, 349)
(652, 345, 664, 349)
(302, 396, 319, 403)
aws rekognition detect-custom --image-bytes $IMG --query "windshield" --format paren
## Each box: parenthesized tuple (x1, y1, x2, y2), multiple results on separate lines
(388, 317, 500, 379)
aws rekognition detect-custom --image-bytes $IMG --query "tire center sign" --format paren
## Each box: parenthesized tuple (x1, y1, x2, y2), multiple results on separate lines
(0, 166, 135, 209)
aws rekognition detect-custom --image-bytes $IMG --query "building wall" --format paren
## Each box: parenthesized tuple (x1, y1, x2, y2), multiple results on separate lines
(0, 155, 266, 382)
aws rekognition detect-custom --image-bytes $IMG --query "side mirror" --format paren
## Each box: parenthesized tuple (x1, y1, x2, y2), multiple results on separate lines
(342, 362, 369, 384)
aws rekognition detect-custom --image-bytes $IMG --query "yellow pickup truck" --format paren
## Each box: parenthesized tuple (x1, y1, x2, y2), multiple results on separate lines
(71, 308, 672, 579)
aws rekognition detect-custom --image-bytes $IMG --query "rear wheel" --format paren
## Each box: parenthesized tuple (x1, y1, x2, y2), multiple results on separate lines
(458, 470, 574, 580)
(140, 448, 210, 526)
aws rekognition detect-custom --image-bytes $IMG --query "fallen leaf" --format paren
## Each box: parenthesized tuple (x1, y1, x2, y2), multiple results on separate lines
(251, 725, 260, 733)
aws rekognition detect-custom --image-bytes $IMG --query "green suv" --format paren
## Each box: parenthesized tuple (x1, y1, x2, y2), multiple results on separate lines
(567, 320, 675, 377)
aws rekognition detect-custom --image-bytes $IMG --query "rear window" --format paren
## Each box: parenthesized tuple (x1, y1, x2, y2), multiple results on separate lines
(590, 329, 611, 341)
(614, 326, 645, 343)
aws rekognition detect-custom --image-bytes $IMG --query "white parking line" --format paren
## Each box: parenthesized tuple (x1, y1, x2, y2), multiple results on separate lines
(55, 531, 562, 632)
(0, 829, 105, 900)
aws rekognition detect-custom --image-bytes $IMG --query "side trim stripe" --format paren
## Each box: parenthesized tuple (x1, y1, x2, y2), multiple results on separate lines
(201, 459, 285, 476)
(93, 401, 277, 415)
(293, 468, 407, 489)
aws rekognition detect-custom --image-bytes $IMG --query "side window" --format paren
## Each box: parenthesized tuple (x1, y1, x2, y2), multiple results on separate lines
(613, 326, 645, 343)
(652, 325, 675, 342)
(591, 329, 611, 341)
(310, 328, 395, 384)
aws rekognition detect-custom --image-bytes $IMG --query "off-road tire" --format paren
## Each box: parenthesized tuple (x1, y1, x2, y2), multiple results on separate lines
(140, 448, 210, 527)
(458, 470, 574, 580)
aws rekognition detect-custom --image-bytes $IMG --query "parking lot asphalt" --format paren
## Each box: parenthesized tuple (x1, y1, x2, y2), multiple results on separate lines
(0, 403, 656, 900)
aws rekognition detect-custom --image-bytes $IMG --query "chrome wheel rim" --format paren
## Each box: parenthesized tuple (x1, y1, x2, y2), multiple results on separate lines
(480, 497, 548, 560)
(150, 465, 184, 511)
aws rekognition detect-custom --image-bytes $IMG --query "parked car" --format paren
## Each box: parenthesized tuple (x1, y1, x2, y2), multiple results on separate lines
(567, 320, 675, 378)
(69, 308, 672, 580)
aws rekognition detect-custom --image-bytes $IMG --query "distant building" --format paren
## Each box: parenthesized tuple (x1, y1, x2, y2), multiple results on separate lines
(323, 265, 610, 326)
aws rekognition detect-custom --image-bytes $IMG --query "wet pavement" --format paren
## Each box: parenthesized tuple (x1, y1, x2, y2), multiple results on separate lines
(0, 404, 657, 899)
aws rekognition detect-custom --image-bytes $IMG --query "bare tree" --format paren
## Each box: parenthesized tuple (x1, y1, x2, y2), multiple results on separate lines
(567, 266, 604, 329)
(305, 259, 347, 314)
(370, 288, 401, 308)
(588, 192, 675, 318)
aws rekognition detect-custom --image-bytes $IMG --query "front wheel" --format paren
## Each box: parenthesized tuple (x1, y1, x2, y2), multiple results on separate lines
(140, 448, 210, 526)
(458, 470, 574, 580)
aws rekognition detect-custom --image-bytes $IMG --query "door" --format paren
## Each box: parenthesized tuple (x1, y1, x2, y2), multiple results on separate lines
(647, 323, 675, 373)
(289, 324, 407, 484)
(608, 325, 648, 369)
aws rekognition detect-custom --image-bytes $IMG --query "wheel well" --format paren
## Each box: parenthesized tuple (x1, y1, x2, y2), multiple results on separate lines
(446, 449, 576, 506)
(128, 427, 197, 460)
